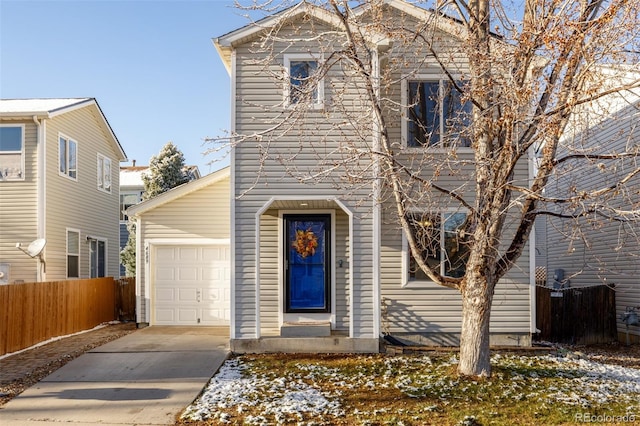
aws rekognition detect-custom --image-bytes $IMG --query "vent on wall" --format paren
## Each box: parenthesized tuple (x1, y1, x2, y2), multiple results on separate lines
(0, 263, 9, 284)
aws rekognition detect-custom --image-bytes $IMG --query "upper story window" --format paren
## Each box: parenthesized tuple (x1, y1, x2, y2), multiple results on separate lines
(59, 134, 77, 180)
(97, 154, 112, 193)
(67, 229, 80, 278)
(0, 125, 25, 180)
(404, 78, 472, 148)
(403, 210, 469, 285)
(284, 54, 324, 107)
(120, 191, 143, 221)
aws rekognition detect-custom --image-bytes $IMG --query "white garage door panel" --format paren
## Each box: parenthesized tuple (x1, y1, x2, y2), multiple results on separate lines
(153, 244, 230, 326)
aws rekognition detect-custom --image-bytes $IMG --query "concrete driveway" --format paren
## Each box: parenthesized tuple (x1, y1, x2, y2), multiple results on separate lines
(0, 326, 229, 425)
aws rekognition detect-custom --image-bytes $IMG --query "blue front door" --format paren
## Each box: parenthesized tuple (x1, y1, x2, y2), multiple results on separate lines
(284, 215, 330, 313)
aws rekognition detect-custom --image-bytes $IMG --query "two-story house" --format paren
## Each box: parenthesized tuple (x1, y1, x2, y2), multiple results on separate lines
(0, 98, 127, 283)
(214, 0, 535, 352)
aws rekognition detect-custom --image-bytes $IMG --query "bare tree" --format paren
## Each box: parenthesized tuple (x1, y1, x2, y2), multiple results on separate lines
(218, 0, 640, 377)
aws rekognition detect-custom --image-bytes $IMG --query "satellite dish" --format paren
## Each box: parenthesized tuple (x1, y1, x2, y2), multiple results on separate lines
(26, 239, 46, 257)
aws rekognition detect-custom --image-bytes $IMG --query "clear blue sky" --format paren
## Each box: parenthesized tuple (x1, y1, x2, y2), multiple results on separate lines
(0, 0, 252, 175)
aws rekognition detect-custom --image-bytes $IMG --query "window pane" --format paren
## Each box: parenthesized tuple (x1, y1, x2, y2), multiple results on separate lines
(97, 157, 104, 188)
(68, 255, 79, 278)
(407, 212, 440, 281)
(442, 81, 472, 147)
(68, 140, 77, 179)
(443, 212, 468, 278)
(67, 230, 79, 254)
(98, 241, 106, 277)
(0, 127, 22, 151)
(408, 81, 440, 147)
(290, 60, 318, 103)
(90, 240, 97, 278)
(59, 137, 67, 174)
(104, 158, 111, 190)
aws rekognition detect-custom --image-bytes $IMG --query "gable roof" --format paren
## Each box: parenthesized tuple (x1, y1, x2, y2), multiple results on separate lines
(126, 166, 230, 217)
(0, 98, 127, 161)
(213, 1, 390, 74)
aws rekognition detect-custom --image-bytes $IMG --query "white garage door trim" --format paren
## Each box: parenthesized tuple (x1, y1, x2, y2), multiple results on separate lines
(145, 239, 231, 326)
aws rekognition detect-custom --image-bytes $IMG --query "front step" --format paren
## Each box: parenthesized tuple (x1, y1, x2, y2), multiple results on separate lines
(280, 321, 331, 337)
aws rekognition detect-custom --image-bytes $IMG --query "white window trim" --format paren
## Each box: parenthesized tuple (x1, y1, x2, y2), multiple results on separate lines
(97, 153, 112, 193)
(58, 133, 78, 181)
(283, 53, 325, 109)
(0, 124, 26, 181)
(401, 75, 473, 152)
(88, 236, 108, 278)
(66, 228, 81, 279)
(401, 208, 468, 288)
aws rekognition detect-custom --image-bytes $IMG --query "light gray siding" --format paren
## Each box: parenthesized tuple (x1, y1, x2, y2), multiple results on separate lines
(226, 3, 532, 343)
(377, 7, 532, 339)
(44, 106, 121, 280)
(0, 120, 39, 283)
(232, 18, 376, 339)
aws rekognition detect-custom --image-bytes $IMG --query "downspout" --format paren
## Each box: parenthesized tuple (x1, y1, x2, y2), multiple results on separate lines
(371, 47, 381, 339)
(33, 115, 46, 282)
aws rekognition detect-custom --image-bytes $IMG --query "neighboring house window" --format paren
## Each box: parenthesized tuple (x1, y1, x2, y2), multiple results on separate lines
(284, 54, 324, 106)
(0, 125, 25, 180)
(97, 154, 112, 192)
(120, 192, 143, 221)
(404, 78, 472, 148)
(59, 134, 78, 180)
(88, 238, 106, 278)
(403, 211, 469, 284)
(67, 229, 80, 278)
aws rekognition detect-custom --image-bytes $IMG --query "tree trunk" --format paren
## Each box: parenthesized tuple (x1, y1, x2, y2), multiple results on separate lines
(458, 275, 493, 377)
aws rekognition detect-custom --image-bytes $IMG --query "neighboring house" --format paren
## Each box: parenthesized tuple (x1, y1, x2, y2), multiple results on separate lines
(125, 167, 230, 326)
(545, 98, 640, 343)
(214, 0, 535, 353)
(119, 162, 201, 276)
(0, 98, 127, 283)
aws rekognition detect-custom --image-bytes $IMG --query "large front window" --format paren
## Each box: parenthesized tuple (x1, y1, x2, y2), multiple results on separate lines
(406, 79, 472, 148)
(405, 211, 469, 283)
(0, 125, 24, 180)
(59, 135, 77, 180)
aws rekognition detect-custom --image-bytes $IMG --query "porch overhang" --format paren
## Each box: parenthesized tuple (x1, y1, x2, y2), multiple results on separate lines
(254, 196, 355, 339)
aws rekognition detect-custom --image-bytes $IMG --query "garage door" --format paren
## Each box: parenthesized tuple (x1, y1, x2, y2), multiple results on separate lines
(153, 245, 231, 325)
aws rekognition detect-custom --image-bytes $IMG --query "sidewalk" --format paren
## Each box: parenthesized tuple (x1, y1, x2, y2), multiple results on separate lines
(0, 322, 137, 405)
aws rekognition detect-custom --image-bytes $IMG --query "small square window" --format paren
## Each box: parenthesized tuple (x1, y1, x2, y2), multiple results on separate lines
(284, 55, 323, 107)
(0, 125, 25, 180)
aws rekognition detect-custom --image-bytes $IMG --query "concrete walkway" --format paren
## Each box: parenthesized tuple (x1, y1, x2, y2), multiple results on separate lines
(0, 326, 229, 425)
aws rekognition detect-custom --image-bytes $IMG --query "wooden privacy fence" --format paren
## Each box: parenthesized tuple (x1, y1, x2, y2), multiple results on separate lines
(115, 277, 136, 322)
(0, 277, 127, 356)
(536, 285, 617, 345)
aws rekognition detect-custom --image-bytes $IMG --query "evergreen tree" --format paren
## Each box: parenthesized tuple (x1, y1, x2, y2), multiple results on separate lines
(142, 142, 190, 200)
(120, 142, 191, 276)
